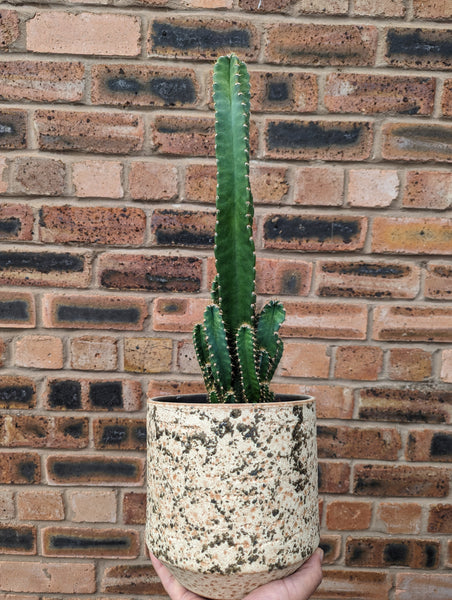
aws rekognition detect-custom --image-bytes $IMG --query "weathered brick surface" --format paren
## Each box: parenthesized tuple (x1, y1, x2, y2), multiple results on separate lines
(1, 0, 451, 593)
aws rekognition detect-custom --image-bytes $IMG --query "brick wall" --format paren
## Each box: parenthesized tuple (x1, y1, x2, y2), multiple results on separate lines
(0, 1, 451, 598)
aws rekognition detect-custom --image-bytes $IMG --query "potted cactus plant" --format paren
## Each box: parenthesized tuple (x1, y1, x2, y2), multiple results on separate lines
(146, 55, 319, 600)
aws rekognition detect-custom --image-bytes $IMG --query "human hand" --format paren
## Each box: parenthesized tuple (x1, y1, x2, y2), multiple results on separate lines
(150, 547, 323, 600)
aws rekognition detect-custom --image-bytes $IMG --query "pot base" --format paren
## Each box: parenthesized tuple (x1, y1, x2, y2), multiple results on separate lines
(160, 556, 307, 600)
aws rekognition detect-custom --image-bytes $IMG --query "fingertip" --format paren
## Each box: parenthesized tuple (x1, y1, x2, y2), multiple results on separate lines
(315, 547, 324, 563)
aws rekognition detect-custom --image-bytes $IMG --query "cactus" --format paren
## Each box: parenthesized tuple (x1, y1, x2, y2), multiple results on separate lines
(193, 54, 285, 403)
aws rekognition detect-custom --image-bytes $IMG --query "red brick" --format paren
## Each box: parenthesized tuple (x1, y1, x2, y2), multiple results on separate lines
(313, 569, 391, 599)
(123, 492, 146, 525)
(148, 17, 259, 60)
(101, 564, 165, 595)
(265, 24, 378, 66)
(294, 166, 344, 206)
(0, 338, 6, 368)
(372, 216, 452, 255)
(425, 262, 452, 298)
(16, 491, 64, 521)
(373, 305, 452, 342)
(354, 464, 449, 497)
(46, 455, 144, 486)
(403, 170, 452, 210)
(129, 161, 178, 201)
(298, 0, 348, 14)
(325, 74, 433, 115)
(250, 165, 290, 204)
(382, 122, 452, 163)
(15, 335, 63, 369)
(0, 158, 7, 193)
(334, 345, 383, 380)
(427, 504, 452, 533)
(407, 430, 452, 462)
(92, 63, 200, 108)
(238, 0, 294, 12)
(43, 293, 148, 331)
(12, 157, 65, 196)
(249, 70, 318, 113)
(151, 208, 215, 247)
(147, 379, 206, 399)
(0, 110, 27, 149)
(346, 537, 439, 568)
(263, 214, 368, 252)
(26, 12, 141, 56)
(255, 258, 312, 296)
(0, 452, 40, 484)
(0, 376, 36, 409)
(0, 249, 91, 288)
(0, 291, 35, 328)
(315, 259, 420, 299)
(358, 387, 451, 424)
(39, 205, 146, 245)
(413, 0, 452, 19)
(352, 0, 406, 16)
(68, 490, 116, 523)
(377, 502, 422, 534)
(273, 383, 354, 420)
(152, 114, 215, 157)
(0, 60, 84, 102)
(184, 163, 216, 203)
(318, 425, 401, 460)
(385, 28, 451, 70)
(396, 573, 452, 600)
(0, 10, 19, 51)
(348, 169, 399, 208)
(442, 79, 452, 116)
(318, 461, 350, 494)
(0, 204, 33, 241)
(70, 336, 118, 371)
(35, 110, 144, 154)
(42, 526, 139, 558)
(153, 297, 209, 333)
(93, 417, 146, 450)
(441, 349, 452, 383)
(124, 337, 173, 374)
(279, 342, 330, 378)
(72, 160, 123, 199)
(264, 119, 373, 161)
(388, 348, 432, 381)
(0, 561, 96, 593)
(326, 501, 372, 531)
(281, 301, 368, 340)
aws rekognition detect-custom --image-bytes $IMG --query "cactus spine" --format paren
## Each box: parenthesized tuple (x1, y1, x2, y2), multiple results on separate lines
(193, 54, 286, 403)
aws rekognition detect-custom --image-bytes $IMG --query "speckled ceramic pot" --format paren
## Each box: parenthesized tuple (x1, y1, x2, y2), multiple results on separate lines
(146, 394, 319, 600)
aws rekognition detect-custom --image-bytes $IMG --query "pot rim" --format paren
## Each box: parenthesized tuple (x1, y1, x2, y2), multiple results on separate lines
(147, 393, 314, 408)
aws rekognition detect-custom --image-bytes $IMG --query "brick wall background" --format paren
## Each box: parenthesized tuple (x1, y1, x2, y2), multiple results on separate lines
(0, 0, 451, 598)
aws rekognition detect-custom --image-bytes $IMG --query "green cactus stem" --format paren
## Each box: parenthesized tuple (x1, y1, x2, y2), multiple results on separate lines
(193, 54, 286, 403)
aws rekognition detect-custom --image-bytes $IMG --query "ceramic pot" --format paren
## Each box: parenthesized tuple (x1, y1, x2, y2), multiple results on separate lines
(146, 394, 319, 600)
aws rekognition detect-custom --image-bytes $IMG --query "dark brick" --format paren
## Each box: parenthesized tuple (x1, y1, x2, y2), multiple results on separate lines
(354, 464, 449, 497)
(264, 119, 373, 160)
(428, 504, 452, 533)
(0, 218, 20, 236)
(47, 455, 144, 485)
(94, 418, 146, 450)
(0, 376, 35, 408)
(102, 564, 165, 594)
(42, 527, 139, 558)
(0, 525, 36, 554)
(317, 425, 401, 460)
(123, 492, 146, 525)
(0, 251, 84, 273)
(89, 381, 123, 410)
(382, 123, 452, 163)
(151, 209, 215, 247)
(149, 18, 259, 60)
(346, 537, 439, 569)
(263, 214, 367, 252)
(431, 433, 452, 457)
(0, 110, 27, 149)
(0, 299, 29, 322)
(358, 388, 452, 424)
(0, 204, 34, 241)
(48, 380, 82, 410)
(385, 28, 452, 70)
(0, 452, 41, 484)
(99, 254, 202, 292)
(91, 64, 199, 107)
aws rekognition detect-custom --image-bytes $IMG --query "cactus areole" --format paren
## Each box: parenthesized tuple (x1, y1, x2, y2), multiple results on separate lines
(193, 54, 286, 404)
